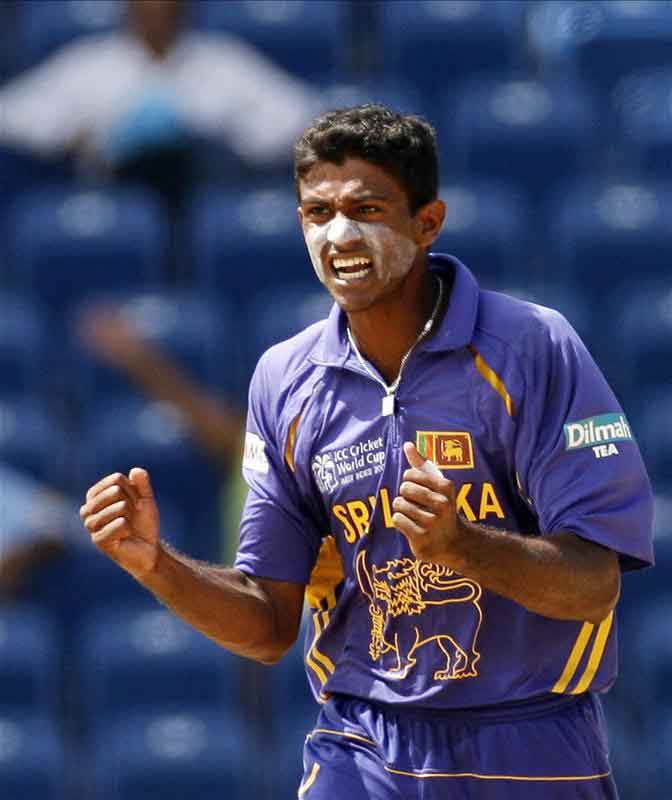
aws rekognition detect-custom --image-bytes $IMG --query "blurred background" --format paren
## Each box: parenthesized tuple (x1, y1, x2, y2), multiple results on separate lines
(0, 0, 670, 797)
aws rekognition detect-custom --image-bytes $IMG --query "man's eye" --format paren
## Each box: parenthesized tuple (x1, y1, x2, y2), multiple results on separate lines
(358, 205, 381, 214)
(307, 206, 329, 217)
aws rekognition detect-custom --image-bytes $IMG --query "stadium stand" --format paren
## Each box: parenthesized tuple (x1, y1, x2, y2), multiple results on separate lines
(448, 77, 598, 205)
(431, 181, 530, 288)
(546, 178, 672, 298)
(71, 289, 243, 405)
(4, 186, 167, 319)
(14, 0, 123, 69)
(528, 0, 672, 95)
(0, 605, 61, 715)
(0, 712, 69, 799)
(0, 397, 69, 484)
(187, 185, 309, 303)
(613, 67, 672, 175)
(0, 291, 49, 400)
(75, 605, 244, 729)
(194, 0, 346, 82)
(76, 397, 221, 559)
(90, 709, 250, 800)
(380, 0, 526, 102)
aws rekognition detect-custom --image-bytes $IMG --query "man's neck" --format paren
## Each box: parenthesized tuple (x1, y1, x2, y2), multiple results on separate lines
(347, 269, 444, 385)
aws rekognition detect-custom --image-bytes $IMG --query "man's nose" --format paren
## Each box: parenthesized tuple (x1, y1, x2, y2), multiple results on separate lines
(326, 214, 363, 247)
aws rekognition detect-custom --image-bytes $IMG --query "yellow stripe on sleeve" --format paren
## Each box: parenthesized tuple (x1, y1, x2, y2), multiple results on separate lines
(571, 612, 614, 695)
(552, 622, 595, 694)
(284, 414, 301, 472)
(468, 345, 515, 417)
(298, 762, 320, 798)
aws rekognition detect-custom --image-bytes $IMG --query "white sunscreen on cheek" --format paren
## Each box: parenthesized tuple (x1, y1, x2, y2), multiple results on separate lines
(304, 223, 328, 284)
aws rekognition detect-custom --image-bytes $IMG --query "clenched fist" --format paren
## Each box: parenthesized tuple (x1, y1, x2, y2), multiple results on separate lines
(80, 468, 161, 580)
(392, 441, 465, 564)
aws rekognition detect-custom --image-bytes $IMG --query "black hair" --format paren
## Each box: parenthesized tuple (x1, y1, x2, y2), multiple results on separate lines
(294, 104, 439, 215)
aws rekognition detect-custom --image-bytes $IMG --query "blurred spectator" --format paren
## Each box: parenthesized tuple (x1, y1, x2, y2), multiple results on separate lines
(0, 462, 74, 598)
(0, 0, 319, 205)
(77, 303, 247, 559)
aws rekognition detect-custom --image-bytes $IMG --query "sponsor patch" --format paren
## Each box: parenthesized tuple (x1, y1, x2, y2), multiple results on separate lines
(416, 431, 474, 469)
(564, 413, 632, 451)
(242, 432, 269, 474)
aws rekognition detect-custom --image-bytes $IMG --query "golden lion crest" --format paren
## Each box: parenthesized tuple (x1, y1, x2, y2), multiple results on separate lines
(356, 552, 483, 681)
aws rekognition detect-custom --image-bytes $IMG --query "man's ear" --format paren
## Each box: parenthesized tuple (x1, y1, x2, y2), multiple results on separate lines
(415, 199, 446, 248)
(297, 206, 304, 226)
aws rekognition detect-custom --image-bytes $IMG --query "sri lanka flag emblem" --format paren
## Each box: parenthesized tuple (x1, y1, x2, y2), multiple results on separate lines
(416, 431, 475, 470)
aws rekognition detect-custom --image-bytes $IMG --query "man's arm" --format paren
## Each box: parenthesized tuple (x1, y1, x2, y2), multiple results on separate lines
(392, 443, 620, 625)
(80, 469, 304, 664)
(78, 307, 244, 471)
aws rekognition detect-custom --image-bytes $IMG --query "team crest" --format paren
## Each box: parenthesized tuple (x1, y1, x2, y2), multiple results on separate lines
(416, 431, 474, 469)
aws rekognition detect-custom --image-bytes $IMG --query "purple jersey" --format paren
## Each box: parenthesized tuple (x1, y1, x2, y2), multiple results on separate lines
(235, 254, 654, 710)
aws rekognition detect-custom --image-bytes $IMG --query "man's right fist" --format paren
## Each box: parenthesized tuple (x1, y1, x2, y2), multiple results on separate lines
(80, 467, 161, 580)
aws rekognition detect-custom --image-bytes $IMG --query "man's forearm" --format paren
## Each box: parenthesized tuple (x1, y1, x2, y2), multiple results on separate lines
(439, 525, 620, 624)
(137, 542, 295, 664)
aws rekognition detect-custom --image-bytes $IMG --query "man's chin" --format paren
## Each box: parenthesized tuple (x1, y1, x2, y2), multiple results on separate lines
(329, 291, 377, 314)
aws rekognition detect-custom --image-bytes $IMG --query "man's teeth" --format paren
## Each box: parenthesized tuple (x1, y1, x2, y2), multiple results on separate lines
(333, 256, 372, 280)
(338, 268, 370, 280)
(333, 256, 372, 270)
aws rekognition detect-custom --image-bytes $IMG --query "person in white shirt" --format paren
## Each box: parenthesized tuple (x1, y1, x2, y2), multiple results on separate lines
(0, 0, 319, 193)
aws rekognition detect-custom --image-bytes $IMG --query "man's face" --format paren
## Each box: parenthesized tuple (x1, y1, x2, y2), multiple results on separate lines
(127, 0, 183, 45)
(298, 158, 425, 313)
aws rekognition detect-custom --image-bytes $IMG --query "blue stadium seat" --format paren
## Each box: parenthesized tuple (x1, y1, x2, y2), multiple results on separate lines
(448, 78, 598, 205)
(0, 146, 74, 215)
(613, 68, 672, 176)
(76, 397, 222, 560)
(635, 391, 672, 489)
(528, 1, 672, 96)
(0, 292, 49, 400)
(547, 179, 672, 299)
(0, 2, 17, 79)
(431, 181, 530, 289)
(612, 280, 672, 394)
(14, 0, 122, 69)
(188, 186, 310, 302)
(633, 390, 672, 486)
(0, 606, 60, 715)
(76, 605, 243, 731)
(380, 1, 525, 100)
(194, 0, 345, 82)
(317, 80, 432, 124)
(244, 284, 332, 374)
(71, 289, 243, 405)
(91, 709, 250, 800)
(5, 186, 167, 322)
(0, 397, 69, 483)
(0, 712, 68, 799)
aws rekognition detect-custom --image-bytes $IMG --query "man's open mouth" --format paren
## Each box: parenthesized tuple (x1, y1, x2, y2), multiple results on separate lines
(332, 256, 373, 281)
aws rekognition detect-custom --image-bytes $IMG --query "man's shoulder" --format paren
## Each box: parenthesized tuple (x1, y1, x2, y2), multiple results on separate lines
(249, 320, 329, 434)
(475, 287, 576, 356)
(253, 320, 328, 396)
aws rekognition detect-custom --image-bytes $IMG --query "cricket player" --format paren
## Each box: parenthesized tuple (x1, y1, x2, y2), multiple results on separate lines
(81, 104, 654, 799)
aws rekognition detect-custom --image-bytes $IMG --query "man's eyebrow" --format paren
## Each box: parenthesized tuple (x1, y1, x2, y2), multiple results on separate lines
(301, 191, 391, 204)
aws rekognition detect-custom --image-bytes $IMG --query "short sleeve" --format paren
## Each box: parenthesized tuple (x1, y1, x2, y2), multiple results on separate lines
(234, 355, 321, 583)
(514, 310, 654, 571)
